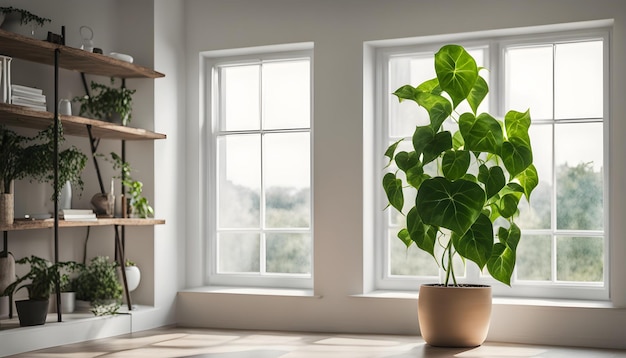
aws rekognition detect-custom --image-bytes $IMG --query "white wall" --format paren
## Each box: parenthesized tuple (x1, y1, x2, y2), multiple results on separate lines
(179, 0, 626, 349)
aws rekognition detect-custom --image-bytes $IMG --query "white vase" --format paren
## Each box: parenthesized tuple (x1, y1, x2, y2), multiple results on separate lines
(59, 181, 72, 210)
(125, 266, 141, 292)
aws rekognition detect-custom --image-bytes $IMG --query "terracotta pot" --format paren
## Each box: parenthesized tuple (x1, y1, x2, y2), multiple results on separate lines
(0, 193, 14, 225)
(418, 284, 492, 347)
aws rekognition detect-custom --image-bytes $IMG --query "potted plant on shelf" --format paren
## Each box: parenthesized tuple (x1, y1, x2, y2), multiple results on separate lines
(74, 256, 123, 316)
(73, 78, 136, 126)
(105, 152, 154, 218)
(22, 124, 88, 203)
(0, 125, 30, 225)
(0, 7, 51, 38)
(1, 255, 78, 326)
(382, 44, 537, 347)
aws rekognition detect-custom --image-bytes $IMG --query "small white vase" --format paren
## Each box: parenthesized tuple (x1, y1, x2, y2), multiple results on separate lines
(59, 181, 72, 211)
(125, 266, 141, 292)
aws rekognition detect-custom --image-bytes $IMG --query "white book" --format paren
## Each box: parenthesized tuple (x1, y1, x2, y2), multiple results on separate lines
(11, 84, 43, 95)
(11, 101, 47, 111)
(11, 95, 46, 106)
(61, 209, 94, 215)
(62, 213, 97, 221)
(11, 91, 46, 101)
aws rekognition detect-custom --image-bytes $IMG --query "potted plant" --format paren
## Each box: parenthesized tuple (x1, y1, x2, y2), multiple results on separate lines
(22, 124, 88, 203)
(73, 78, 136, 126)
(0, 126, 30, 224)
(106, 152, 154, 218)
(0, 7, 51, 38)
(382, 44, 537, 347)
(1, 255, 78, 326)
(74, 256, 123, 316)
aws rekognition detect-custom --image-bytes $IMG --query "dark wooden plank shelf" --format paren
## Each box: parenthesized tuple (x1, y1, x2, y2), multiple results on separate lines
(0, 29, 164, 79)
(0, 103, 166, 140)
(0, 218, 165, 231)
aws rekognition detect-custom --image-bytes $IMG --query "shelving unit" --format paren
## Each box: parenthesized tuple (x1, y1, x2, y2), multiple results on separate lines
(0, 28, 165, 323)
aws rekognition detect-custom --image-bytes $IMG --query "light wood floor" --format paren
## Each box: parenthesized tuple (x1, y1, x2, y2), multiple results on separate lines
(7, 326, 626, 357)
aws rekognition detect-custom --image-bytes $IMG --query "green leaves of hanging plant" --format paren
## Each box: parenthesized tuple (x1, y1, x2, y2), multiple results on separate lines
(416, 177, 486, 235)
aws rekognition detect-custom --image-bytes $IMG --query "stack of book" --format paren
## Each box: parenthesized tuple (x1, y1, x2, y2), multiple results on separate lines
(59, 209, 97, 221)
(11, 84, 47, 111)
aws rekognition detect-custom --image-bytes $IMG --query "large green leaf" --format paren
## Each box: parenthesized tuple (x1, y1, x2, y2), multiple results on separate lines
(452, 213, 494, 269)
(499, 193, 520, 218)
(415, 92, 452, 131)
(394, 151, 418, 172)
(434, 45, 478, 109)
(487, 242, 516, 286)
(459, 112, 503, 154)
(502, 137, 533, 178)
(422, 131, 452, 164)
(397, 228, 412, 248)
(517, 164, 539, 200)
(392, 85, 419, 102)
(467, 75, 489, 115)
(505, 109, 532, 146)
(416, 177, 486, 235)
(442, 150, 470, 180)
(412, 126, 434, 158)
(383, 172, 404, 212)
(478, 164, 505, 199)
(406, 206, 436, 257)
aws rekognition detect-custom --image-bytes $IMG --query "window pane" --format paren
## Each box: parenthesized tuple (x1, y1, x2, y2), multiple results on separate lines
(517, 235, 551, 281)
(557, 236, 603, 282)
(555, 41, 603, 119)
(389, 56, 432, 137)
(263, 60, 310, 130)
(555, 123, 603, 230)
(221, 65, 260, 131)
(506, 46, 553, 120)
(389, 230, 438, 276)
(218, 232, 260, 273)
(264, 132, 311, 228)
(517, 124, 553, 230)
(266, 233, 311, 274)
(217, 134, 261, 228)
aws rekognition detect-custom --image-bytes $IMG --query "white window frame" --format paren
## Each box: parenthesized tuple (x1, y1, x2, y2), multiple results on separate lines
(203, 44, 314, 289)
(369, 25, 610, 300)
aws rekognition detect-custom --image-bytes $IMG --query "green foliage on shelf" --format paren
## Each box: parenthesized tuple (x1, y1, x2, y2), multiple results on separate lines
(73, 78, 136, 126)
(74, 256, 123, 316)
(1, 255, 79, 301)
(0, 6, 51, 27)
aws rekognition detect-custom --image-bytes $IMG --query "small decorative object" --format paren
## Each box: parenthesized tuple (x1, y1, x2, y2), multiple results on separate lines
(108, 52, 133, 63)
(73, 78, 136, 126)
(0, 55, 12, 104)
(58, 98, 72, 116)
(0, 126, 31, 225)
(0, 7, 51, 38)
(382, 45, 537, 347)
(105, 152, 154, 218)
(90, 179, 115, 217)
(1, 256, 78, 326)
(124, 259, 141, 292)
(79, 26, 94, 52)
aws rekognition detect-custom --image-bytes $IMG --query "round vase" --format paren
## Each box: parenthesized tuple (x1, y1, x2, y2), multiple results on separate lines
(125, 266, 141, 292)
(417, 284, 492, 347)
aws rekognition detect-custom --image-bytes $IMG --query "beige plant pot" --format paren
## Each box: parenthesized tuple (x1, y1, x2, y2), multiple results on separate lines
(417, 284, 492, 347)
(0, 193, 14, 225)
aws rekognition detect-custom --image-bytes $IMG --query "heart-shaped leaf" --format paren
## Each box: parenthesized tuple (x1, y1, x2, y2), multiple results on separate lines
(412, 126, 434, 158)
(415, 92, 452, 131)
(383, 172, 404, 213)
(467, 75, 489, 115)
(517, 164, 538, 200)
(442, 150, 470, 180)
(393, 85, 419, 102)
(502, 137, 533, 178)
(478, 165, 505, 199)
(459, 112, 503, 154)
(435, 45, 478, 109)
(505, 109, 532, 146)
(452, 213, 494, 269)
(487, 242, 515, 286)
(423, 131, 452, 164)
(407, 206, 436, 257)
(416, 177, 486, 235)
(397, 228, 412, 248)
(394, 151, 419, 172)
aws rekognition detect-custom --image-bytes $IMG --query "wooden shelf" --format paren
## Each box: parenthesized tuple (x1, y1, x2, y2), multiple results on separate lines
(0, 103, 166, 140)
(0, 29, 164, 79)
(0, 218, 165, 231)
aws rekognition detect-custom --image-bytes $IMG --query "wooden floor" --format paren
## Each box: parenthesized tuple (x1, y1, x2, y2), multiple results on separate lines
(6, 326, 626, 357)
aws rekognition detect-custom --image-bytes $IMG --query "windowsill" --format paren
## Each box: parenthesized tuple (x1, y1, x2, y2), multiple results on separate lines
(180, 286, 320, 298)
(353, 290, 617, 309)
